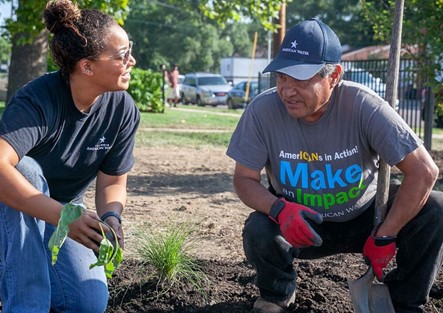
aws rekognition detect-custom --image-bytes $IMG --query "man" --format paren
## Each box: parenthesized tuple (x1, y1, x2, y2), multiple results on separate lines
(226, 18, 443, 313)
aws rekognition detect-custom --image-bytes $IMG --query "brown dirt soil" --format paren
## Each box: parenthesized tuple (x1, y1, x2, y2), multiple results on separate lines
(94, 146, 443, 313)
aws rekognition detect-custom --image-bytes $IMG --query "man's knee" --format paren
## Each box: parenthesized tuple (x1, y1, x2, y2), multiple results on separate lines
(243, 212, 297, 263)
(423, 191, 443, 226)
(401, 191, 443, 241)
(243, 212, 276, 246)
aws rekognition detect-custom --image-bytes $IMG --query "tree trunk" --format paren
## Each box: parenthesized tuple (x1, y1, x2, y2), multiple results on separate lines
(6, 29, 48, 103)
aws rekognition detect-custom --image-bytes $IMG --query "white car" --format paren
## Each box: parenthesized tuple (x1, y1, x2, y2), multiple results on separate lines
(180, 72, 232, 106)
(343, 68, 386, 98)
(343, 67, 399, 110)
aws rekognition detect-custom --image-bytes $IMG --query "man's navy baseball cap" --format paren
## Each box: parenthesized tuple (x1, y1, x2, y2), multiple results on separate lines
(263, 18, 342, 80)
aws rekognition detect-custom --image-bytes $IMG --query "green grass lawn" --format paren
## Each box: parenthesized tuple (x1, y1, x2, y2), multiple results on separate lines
(139, 106, 241, 130)
(136, 106, 241, 148)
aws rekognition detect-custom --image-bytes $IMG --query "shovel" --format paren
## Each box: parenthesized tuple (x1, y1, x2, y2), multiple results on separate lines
(347, 0, 404, 312)
(347, 160, 396, 313)
(348, 267, 394, 313)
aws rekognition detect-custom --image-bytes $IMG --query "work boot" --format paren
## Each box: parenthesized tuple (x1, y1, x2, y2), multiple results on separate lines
(251, 291, 296, 313)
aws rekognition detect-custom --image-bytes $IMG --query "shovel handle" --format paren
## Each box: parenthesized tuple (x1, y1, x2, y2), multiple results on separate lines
(374, 160, 390, 227)
(374, 0, 404, 228)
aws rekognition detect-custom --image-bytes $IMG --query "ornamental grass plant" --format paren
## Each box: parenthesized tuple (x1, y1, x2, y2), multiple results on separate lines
(134, 222, 209, 297)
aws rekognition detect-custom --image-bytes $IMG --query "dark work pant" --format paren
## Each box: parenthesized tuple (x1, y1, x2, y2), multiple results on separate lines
(242, 182, 443, 313)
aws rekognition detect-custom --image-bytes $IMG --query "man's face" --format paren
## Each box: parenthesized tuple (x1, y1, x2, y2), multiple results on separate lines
(276, 67, 340, 122)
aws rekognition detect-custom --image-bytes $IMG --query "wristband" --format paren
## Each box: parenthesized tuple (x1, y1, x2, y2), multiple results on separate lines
(371, 224, 397, 246)
(269, 199, 286, 223)
(374, 235, 397, 246)
(100, 211, 122, 224)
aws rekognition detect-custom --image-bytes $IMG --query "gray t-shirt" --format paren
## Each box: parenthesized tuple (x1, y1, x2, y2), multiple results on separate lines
(0, 71, 140, 203)
(227, 80, 421, 222)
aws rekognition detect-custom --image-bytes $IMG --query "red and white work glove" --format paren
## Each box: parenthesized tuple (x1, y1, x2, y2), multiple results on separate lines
(363, 228, 396, 281)
(269, 198, 323, 248)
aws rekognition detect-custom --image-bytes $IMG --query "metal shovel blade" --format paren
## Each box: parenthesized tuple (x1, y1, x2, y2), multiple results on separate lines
(348, 267, 395, 313)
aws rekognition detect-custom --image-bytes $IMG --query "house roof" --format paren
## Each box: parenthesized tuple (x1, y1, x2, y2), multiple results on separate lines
(342, 45, 418, 60)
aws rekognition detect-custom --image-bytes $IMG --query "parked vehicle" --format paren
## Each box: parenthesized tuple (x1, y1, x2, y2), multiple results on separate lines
(343, 68, 386, 98)
(180, 72, 232, 106)
(343, 67, 400, 111)
(178, 74, 184, 93)
(227, 80, 259, 109)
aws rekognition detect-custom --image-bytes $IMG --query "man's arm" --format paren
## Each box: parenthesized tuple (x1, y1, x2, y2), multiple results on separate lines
(233, 161, 323, 248)
(233, 162, 278, 214)
(376, 145, 439, 237)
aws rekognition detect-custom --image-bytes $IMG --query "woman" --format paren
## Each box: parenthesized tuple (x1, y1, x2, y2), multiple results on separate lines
(0, 0, 139, 312)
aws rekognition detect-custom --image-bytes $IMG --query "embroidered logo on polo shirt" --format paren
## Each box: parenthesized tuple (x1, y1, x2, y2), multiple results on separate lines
(86, 136, 111, 151)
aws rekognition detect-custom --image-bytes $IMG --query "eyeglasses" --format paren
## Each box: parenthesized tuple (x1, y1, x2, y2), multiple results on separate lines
(93, 41, 133, 66)
(112, 41, 133, 66)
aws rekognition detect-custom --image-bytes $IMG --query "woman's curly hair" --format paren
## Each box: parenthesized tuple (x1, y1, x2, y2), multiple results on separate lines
(44, 0, 117, 80)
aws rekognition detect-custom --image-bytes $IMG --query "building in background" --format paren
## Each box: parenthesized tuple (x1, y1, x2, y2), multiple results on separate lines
(220, 57, 269, 85)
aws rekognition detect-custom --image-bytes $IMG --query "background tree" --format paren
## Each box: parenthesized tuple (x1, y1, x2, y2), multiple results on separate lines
(0, 28, 12, 70)
(124, 1, 262, 73)
(361, 0, 443, 84)
(125, 0, 386, 74)
(168, 0, 285, 31)
(1, 0, 285, 99)
(4, 0, 48, 102)
(285, 0, 382, 50)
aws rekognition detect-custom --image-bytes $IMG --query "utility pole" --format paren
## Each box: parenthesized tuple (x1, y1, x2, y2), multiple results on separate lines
(272, 1, 286, 58)
(270, 1, 286, 87)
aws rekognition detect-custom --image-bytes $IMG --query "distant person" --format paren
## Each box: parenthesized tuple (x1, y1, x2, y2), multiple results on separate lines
(226, 18, 443, 313)
(167, 64, 180, 107)
(0, 0, 139, 312)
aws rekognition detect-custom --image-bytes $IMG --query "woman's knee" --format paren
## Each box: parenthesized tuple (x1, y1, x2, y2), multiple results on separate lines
(15, 157, 49, 195)
(75, 287, 109, 313)
(53, 282, 109, 313)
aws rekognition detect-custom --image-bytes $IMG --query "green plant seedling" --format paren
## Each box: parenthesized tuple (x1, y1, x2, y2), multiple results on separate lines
(89, 222, 124, 279)
(48, 203, 83, 265)
(48, 203, 124, 278)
